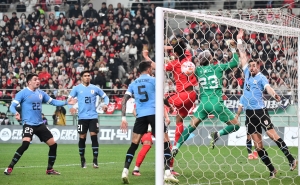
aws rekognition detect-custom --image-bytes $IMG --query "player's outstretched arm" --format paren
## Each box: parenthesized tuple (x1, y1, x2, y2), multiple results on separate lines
(265, 85, 281, 102)
(236, 29, 248, 68)
(142, 50, 156, 69)
(121, 94, 131, 133)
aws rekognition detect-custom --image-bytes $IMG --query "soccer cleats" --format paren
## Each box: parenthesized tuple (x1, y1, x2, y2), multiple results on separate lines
(4, 167, 13, 175)
(252, 151, 258, 159)
(122, 168, 129, 184)
(93, 163, 99, 168)
(171, 170, 180, 176)
(269, 169, 277, 179)
(171, 147, 178, 158)
(289, 160, 297, 171)
(248, 151, 258, 160)
(46, 169, 61, 175)
(132, 170, 141, 176)
(210, 132, 219, 149)
(164, 170, 179, 184)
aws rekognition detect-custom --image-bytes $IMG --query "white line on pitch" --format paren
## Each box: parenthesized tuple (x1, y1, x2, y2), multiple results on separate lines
(0, 162, 121, 170)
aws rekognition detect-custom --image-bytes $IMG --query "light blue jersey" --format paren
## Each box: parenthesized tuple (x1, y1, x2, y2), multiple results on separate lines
(69, 84, 109, 119)
(10, 87, 67, 126)
(243, 66, 269, 110)
(126, 74, 155, 118)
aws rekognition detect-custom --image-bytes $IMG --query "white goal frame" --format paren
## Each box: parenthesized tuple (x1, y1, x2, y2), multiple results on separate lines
(155, 7, 300, 185)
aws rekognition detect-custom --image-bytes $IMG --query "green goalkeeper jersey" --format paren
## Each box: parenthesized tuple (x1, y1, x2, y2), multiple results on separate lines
(195, 53, 239, 102)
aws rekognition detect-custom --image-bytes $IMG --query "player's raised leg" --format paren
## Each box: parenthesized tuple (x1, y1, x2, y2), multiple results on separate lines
(172, 116, 202, 157)
(265, 128, 297, 171)
(252, 133, 277, 178)
(210, 104, 240, 149)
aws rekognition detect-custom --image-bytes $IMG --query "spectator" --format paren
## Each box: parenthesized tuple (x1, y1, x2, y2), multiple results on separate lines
(52, 106, 66, 126)
(42, 113, 48, 125)
(0, 112, 11, 125)
(84, 3, 99, 19)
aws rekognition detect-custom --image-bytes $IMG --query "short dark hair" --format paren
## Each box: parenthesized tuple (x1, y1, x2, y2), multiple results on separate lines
(80, 70, 91, 77)
(26, 73, 38, 83)
(138, 61, 152, 73)
(173, 40, 186, 61)
(248, 59, 259, 64)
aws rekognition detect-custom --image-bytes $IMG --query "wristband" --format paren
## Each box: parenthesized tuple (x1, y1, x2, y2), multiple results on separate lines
(122, 116, 126, 121)
(237, 39, 243, 44)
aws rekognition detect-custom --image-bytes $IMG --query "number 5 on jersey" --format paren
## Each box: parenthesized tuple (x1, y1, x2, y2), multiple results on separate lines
(138, 85, 149, 102)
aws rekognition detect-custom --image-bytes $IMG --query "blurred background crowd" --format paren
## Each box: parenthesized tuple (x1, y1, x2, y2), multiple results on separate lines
(0, 0, 298, 108)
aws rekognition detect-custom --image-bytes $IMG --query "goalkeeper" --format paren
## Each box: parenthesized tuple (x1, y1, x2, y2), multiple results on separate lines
(172, 31, 243, 156)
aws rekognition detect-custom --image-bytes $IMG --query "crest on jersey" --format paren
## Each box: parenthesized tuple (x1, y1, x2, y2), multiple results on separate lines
(264, 120, 269, 125)
(91, 90, 94, 94)
(39, 94, 43, 100)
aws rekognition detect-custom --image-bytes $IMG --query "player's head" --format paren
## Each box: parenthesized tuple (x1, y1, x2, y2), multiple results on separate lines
(248, 59, 260, 76)
(26, 73, 40, 90)
(173, 40, 186, 61)
(139, 61, 152, 75)
(80, 70, 91, 85)
(198, 50, 212, 66)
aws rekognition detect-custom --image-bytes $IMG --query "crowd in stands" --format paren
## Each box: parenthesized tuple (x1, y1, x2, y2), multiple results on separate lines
(0, 0, 297, 107)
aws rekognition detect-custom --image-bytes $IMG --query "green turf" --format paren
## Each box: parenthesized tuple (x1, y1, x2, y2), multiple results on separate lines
(0, 144, 299, 185)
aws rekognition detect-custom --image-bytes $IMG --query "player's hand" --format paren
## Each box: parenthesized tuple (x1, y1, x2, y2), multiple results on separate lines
(68, 98, 77, 105)
(274, 94, 281, 102)
(120, 119, 128, 133)
(165, 117, 171, 126)
(15, 112, 21, 120)
(102, 105, 108, 112)
(69, 108, 77, 115)
(237, 29, 244, 40)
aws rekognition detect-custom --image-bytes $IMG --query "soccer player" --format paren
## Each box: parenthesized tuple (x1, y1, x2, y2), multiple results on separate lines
(236, 95, 258, 160)
(68, 70, 109, 168)
(4, 73, 77, 175)
(120, 61, 178, 184)
(237, 29, 297, 178)
(172, 36, 242, 155)
(143, 40, 198, 146)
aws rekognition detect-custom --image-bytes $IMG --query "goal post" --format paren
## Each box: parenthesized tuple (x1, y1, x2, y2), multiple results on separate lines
(155, 7, 300, 185)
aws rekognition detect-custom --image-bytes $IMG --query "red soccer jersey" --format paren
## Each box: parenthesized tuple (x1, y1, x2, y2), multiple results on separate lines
(165, 50, 197, 92)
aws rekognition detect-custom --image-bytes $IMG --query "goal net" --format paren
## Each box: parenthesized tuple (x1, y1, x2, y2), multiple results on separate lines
(155, 7, 300, 185)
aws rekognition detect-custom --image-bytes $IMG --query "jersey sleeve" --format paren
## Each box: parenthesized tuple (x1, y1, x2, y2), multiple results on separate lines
(125, 83, 134, 96)
(165, 60, 177, 71)
(260, 75, 270, 90)
(96, 86, 109, 105)
(218, 53, 239, 71)
(42, 90, 66, 106)
(69, 86, 77, 98)
(9, 91, 23, 114)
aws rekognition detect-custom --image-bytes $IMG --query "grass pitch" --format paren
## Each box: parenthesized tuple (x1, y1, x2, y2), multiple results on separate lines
(0, 144, 299, 185)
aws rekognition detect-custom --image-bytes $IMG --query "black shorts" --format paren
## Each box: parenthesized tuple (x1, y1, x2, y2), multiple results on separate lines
(22, 124, 53, 142)
(77, 119, 99, 134)
(245, 109, 274, 135)
(133, 115, 167, 136)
